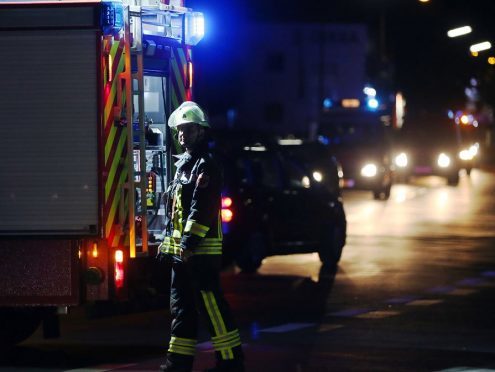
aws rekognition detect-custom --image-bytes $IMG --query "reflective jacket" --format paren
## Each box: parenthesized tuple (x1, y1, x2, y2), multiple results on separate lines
(159, 148, 223, 256)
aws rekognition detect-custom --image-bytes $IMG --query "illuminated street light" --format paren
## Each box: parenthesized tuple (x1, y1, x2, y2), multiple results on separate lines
(447, 26, 472, 38)
(470, 41, 492, 53)
(419, 0, 430, 3)
(488, 57, 495, 65)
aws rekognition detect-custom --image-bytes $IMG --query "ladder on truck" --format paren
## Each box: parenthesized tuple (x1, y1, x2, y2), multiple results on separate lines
(126, 2, 191, 257)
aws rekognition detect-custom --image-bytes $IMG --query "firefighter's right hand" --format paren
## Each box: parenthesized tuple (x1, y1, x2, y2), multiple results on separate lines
(155, 251, 171, 264)
(180, 248, 194, 262)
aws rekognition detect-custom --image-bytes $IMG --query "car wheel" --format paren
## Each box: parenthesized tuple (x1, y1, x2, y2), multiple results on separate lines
(318, 206, 347, 266)
(235, 231, 266, 273)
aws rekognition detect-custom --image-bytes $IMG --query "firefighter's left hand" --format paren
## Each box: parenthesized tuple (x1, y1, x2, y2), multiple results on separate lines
(180, 248, 194, 262)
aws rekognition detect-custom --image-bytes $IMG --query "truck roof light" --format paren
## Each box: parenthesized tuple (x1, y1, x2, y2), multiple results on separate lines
(185, 12, 204, 45)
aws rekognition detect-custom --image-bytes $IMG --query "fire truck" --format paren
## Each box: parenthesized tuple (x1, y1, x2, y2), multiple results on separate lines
(0, 0, 204, 345)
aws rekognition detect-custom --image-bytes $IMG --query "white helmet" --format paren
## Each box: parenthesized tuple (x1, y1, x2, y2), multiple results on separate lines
(168, 101, 210, 128)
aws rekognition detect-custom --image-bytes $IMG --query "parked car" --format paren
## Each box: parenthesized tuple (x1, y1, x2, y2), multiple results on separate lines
(212, 134, 347, 272)
(392, 114, 472, 185)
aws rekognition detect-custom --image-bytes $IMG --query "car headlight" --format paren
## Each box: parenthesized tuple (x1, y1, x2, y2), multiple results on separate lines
(459, 149, 473, 161)
(312, 170, 323, 182)
(469, 143, 479, 157)
(394, 152, 408, 168)
(361, 163, 378, 177)
(437, 153, 451, 168)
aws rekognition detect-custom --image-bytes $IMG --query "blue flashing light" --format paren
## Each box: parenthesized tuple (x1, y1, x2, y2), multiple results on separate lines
(185, 12, 205, 46)
(448, 110, 454, 119)
(100, 2, 123, 35)
(367, 98, 379, 110)
(323, 98, 333, 109)
(318, 135, 330, 145)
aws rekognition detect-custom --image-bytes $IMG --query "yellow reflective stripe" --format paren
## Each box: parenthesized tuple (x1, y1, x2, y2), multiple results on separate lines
(184, 220, 210, 237)
(168, 345, 195, 356)
(211, 330, 241, 350)
(173, 229, 182, 238)
(170, 336, 196, 347)
(202, 238, 222, 244)
(212, 329, 239, 343)
(200, 291, 233, 360)
(159, 237, 181, 255)
(168, 336, 196, 356)
(217, 211, 223, 239)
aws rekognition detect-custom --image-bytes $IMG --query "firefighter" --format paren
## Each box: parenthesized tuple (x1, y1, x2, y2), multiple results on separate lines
(157, 101, 244, 372)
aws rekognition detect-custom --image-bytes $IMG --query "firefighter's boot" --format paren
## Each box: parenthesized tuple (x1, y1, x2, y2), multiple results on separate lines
(159, 354, 194, 372)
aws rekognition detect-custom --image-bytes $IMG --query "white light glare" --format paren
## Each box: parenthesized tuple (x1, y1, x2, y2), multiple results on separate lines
(447, 26, 472, 38)
(361, 163, 378, 177)
(459, 149, 473, 161)
(437, 153, 451, 168)
(363, 86, 377, 97)
(470, 42, 492, 53)
(312, 171, 323, 182)
(395, 153, 408, 168)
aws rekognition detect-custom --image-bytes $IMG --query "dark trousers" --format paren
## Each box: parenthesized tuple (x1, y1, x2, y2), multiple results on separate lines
(167, 255, 243, 367)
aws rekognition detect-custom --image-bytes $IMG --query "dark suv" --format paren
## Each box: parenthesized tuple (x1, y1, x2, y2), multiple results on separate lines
(213, 135, 347, 272)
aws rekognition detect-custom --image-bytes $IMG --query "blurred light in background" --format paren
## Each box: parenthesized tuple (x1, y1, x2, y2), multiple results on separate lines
(312, 171, 323, 182)
(447, 26, 472, 38)
(361, 163, 378, 178)
(323, 98, 333, 109)
(395, 153, 408, 168)
(363, 86, 377, 97)
(437, 153, 451, 168)
(470, 41, 492, 53)
(488, 57, 495, 65)
(367, 98, 379, 110)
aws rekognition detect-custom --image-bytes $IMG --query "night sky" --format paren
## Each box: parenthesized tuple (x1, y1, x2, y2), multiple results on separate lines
(188, 0, 495, 118)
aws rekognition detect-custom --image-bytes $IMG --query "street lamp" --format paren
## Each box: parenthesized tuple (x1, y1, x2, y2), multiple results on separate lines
(470, 41, 492, 53)
(447, 26, 472, 38)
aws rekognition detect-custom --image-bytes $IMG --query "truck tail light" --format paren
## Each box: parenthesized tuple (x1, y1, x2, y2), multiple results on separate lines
(221, 196, 233, 223)
(114, 250, 124, 289)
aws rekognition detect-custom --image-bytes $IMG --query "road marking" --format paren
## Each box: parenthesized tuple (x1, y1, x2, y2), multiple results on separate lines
(317, 324, 344, 333)
(259, 323, 315, 333)
(356, 310, 401, 319)
(447, 288, 478, 296)
(406, 299, 444, 306)
(65, 364, 137, 372)
(328, 308, 373, 317)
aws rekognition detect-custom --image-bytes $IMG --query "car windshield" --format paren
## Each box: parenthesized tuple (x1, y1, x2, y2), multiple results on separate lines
(319, 121, 387, 147)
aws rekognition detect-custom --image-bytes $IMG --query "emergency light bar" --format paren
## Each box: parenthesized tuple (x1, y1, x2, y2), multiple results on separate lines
(101, 1, 124, 35)
(141, 6, 204, 46)
(185, 11, 204, 45)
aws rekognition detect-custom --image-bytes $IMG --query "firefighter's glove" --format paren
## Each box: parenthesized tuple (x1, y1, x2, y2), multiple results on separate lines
(180, 248, 194, 262)
(155, 251, 171, 265)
